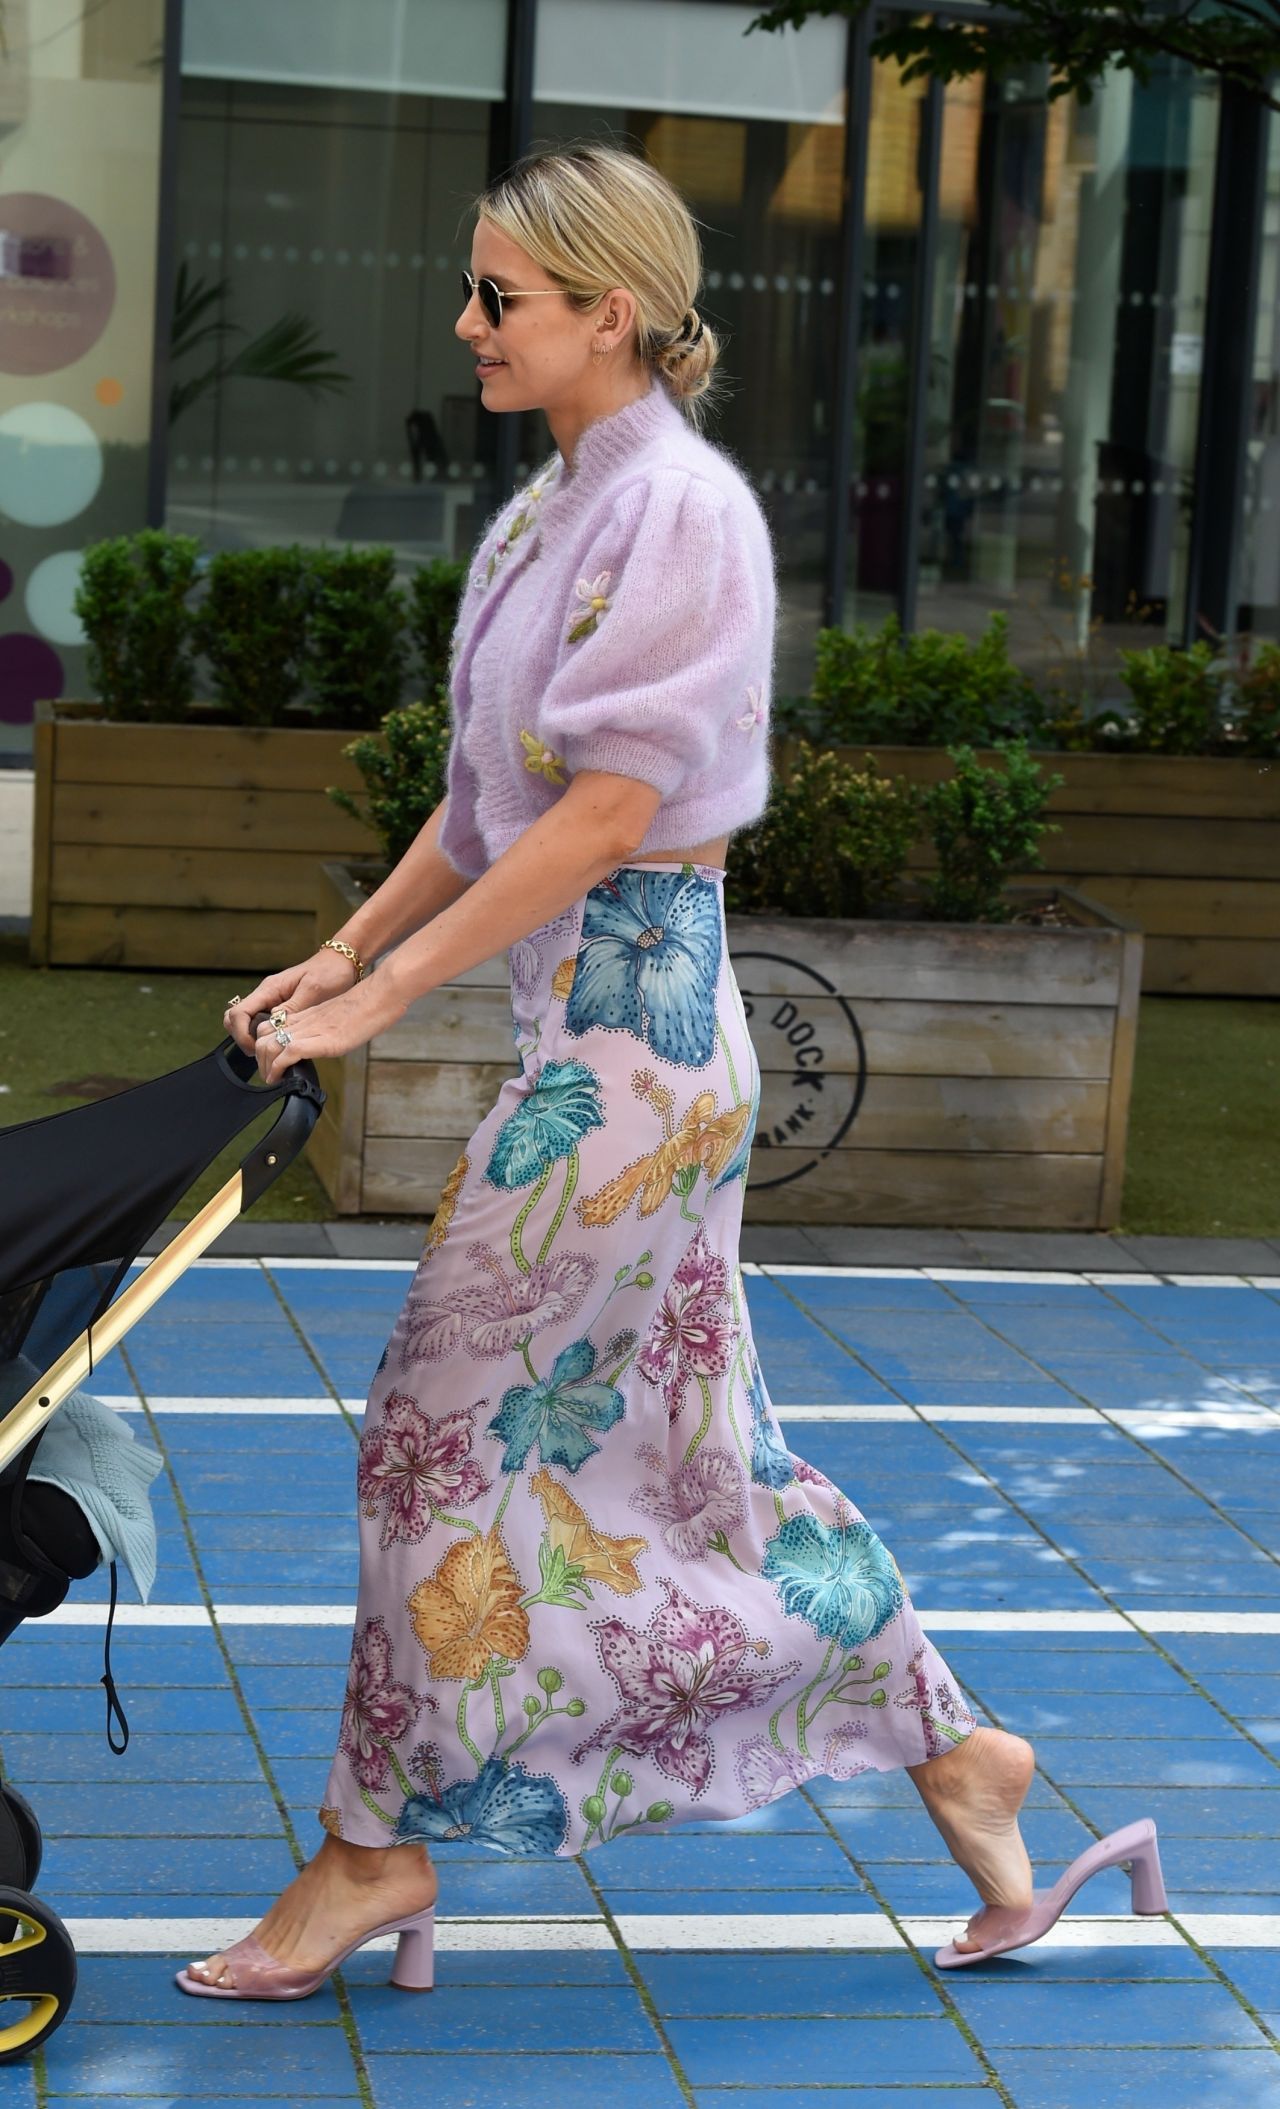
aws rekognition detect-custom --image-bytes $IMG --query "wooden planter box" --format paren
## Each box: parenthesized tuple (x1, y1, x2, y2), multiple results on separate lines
(825, 744, 1280, 997)
(313, 861, 1142, 1231)
(29, 701, 370, 971)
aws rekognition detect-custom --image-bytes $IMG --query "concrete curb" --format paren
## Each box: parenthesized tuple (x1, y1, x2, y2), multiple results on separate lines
(138, 1218, 1280, 1273)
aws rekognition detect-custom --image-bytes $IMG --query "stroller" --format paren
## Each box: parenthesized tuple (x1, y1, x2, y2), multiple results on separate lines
(0, 1027, 323, 2059)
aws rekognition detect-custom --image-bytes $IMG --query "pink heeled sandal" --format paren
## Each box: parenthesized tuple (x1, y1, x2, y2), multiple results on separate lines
(175, 1903, 436, 2000)
(935, 1817, 1168, 1969)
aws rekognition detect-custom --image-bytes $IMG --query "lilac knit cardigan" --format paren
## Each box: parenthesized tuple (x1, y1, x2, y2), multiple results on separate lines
(438, 383, 776, 878)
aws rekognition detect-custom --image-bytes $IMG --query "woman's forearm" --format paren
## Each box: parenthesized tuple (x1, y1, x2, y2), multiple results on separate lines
(331, 801, 472, 963)
(381, 772, 660, 1009)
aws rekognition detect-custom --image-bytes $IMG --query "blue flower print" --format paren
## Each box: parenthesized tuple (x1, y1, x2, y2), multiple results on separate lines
(565, 867, 722, 1069)
(488, 1337, 626, 1474)
(485, 1059, 605, 1191)
(747, 1359, 793, 1490)
(762, 1513, 903, 1647)
(395, 1755, 568, 1856)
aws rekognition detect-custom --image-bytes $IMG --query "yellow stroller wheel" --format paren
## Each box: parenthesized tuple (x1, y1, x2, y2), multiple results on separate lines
(0, 1888, 76, 2062)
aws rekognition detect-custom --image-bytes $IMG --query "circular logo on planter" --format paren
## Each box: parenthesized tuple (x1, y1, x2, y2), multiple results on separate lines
(732, 951, 867, 1192)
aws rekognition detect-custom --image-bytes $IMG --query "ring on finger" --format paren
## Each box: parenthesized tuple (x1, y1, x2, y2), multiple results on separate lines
(224, 994, 243, 1016)
(270, 1005, 288, 1028)
(274, 1025, 293, 1049)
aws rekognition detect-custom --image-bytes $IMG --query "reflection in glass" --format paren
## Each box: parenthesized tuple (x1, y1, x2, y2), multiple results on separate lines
(533, 0, 848, 694)
(168, 0, 506, 567)
(917, 61, 1219, 684)
(1240, 111, 1280, 640)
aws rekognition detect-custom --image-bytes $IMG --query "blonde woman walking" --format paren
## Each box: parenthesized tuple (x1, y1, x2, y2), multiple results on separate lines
(182, 144, 1162, 2002)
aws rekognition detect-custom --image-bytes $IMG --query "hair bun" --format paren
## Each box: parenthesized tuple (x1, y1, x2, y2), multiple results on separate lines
(654, 310, 718, 404)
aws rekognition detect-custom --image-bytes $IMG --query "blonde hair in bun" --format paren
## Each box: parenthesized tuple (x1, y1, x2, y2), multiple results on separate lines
(476, 143, 721, 426)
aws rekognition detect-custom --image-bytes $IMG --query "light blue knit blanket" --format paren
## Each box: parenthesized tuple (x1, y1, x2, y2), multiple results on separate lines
(28, 1390, 164, 1603)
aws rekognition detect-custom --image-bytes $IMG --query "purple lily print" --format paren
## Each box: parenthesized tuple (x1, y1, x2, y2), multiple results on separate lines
(573, 1579, 799, 1796)
(401, 1243, 596, 1367)
(339, 1617, 433, 1795)
(637, 1223, 734, 1422)
(358, 1393, 490, 1547)
(629, 1441, 746, 1560)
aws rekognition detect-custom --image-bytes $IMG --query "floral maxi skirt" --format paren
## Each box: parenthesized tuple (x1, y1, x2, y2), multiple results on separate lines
(320, 862, 975, 1858)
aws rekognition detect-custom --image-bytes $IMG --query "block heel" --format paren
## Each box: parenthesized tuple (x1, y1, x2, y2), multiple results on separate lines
(390, 1907, 436, 1992)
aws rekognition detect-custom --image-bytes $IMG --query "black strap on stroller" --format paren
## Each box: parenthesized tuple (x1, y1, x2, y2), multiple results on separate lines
(0, 1029, 324, 1705)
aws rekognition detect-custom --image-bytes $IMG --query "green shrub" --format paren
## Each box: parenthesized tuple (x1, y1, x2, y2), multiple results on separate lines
(306, 546, 408, 729)
(1234, 642, 1280, 758)
(809, 613, 1043, 748)
(194, 546, 310, 725)
(1116, 642, 1223, 756)
(725, 744, 921, 920)
(409, 558, 467, 695)
(327, 694, 452, 867)
(74, 530, 201, 721)
(922, 741, 1062, 925)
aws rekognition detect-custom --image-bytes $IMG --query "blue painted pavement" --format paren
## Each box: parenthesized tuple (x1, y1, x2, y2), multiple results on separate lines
(0, 1260, 1276, 2106)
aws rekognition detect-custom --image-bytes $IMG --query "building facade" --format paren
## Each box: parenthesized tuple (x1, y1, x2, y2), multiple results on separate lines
(0, 0, 1277, 756)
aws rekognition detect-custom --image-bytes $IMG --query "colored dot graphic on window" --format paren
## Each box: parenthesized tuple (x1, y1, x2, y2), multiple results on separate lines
(95, 377, 123, 406)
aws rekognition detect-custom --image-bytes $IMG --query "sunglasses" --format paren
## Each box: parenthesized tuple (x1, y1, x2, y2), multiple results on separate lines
(460, 268, 566, 330)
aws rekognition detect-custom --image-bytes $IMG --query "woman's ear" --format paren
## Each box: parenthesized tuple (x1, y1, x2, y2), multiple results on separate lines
(595, 286, 638, 356)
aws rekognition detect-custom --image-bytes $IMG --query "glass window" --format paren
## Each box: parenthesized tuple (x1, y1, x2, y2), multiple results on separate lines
(167, 0, 506, 566)
(914, 59, 1220, 678)
(533, 0, 848, 696)
(836, 56, 928, 631)
(1239, 109, 1280, 640)
(0, 0, 169, 758)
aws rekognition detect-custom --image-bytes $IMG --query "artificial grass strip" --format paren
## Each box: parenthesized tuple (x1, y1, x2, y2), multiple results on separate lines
(0, 936, 329, 1222)
(1120, 996, 1280, 1237)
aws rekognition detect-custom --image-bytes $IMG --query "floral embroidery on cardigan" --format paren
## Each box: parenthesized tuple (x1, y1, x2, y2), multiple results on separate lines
(567, 571, 613, 644)
(736, 685, 766, 740)
(477, 461, 560, 588)
(520, 729, 567, 785)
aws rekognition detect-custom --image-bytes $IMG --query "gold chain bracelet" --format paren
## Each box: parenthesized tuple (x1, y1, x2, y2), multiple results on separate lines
(321, 935, 366, 981)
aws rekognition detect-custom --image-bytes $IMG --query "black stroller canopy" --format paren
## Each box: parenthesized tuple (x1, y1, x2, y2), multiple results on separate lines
(0, 1033, 323, 2065)
(0, 1036, 322, 1390)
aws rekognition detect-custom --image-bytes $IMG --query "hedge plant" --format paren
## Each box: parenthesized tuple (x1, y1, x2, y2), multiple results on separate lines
(306, 547, 409, 730)
(74, 530, 201, 721)
(410, 558, 468, 694)
(195, 546, 310, 725)
(922, 741, 1063, 924)
(725, 739, 1060, 924)
(327, 692, 452, 867)
(803, 612, 1044, 748)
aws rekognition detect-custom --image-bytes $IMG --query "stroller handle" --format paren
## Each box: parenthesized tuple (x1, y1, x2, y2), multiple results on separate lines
(224, 1019, 326, 1211)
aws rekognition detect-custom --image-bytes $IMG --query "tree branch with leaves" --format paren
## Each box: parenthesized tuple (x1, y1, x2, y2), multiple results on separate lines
(748, 0, 1280, 113)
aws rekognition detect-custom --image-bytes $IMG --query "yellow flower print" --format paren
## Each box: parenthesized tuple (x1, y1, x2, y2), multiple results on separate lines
(520, 729, 567, 786)
(423, 1151, 469, 1257)
(319, 1805, 344, 1839)
(551, 956, 577, 1001)
(567, 570, 613, 644)
(408, 1529, 530, 1682)
(576, 1080, 753, 1228)
(531, 1468, 648, 1595)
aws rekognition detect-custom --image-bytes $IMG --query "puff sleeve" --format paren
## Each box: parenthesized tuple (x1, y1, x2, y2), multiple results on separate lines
(537, 468, 769, 797)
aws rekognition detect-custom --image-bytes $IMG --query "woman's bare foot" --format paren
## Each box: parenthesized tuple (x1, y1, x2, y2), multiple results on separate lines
(908, 1724, 1035, 1953)
(186, 1835, 438, 1989)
